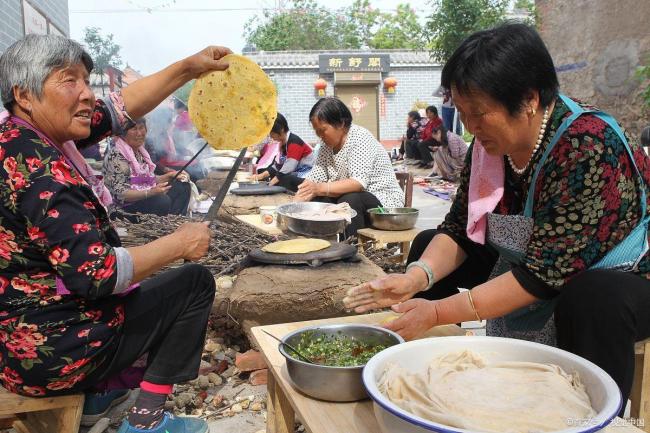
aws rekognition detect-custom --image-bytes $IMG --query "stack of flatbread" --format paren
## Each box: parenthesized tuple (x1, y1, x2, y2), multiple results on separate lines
(378, 350, 595, 433)
(288, 203, 353, 223)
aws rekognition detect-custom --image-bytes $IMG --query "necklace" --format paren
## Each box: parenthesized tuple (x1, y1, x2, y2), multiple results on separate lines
(507, 106, 550, 175)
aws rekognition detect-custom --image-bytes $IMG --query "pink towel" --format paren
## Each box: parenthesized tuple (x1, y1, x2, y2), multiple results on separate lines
(114, 136, 157, 190)
(61, 141, 113, 207)
(257, 139, 280, 169)
(466, 139, 504, 244)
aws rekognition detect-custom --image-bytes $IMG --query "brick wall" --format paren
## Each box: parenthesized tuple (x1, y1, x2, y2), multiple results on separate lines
(266, 65, 443, 145)
(0, 0, 69, 53)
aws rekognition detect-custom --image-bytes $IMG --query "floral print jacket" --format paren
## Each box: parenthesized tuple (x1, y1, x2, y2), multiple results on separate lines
(439, 97, 650, 299)
(0, 97, 131, 396)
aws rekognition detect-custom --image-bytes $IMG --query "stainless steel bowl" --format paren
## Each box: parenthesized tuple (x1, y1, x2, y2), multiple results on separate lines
(368, 207, 419, 231)
(276, 202, 357, 237)
(278, 324, 404, 402)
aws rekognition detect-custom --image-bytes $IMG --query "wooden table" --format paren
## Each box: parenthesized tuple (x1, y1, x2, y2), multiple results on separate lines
(235, 214, 283, 236)
(251, 312, 646, 433)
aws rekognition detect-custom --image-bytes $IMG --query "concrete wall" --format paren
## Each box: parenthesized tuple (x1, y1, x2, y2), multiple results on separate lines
(266, 66, 442, 145)
(537, 0, 650, 134)
(0, 0, 69, 52)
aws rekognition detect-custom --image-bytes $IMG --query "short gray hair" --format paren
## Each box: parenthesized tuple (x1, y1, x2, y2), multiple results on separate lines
(0, 34, 94, 112)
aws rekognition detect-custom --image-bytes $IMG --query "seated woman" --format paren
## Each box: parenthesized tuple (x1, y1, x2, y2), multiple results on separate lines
(416, 105, 444, 168)
(0, 34, 231, 433)
(345, 23, 650, 417)
(295, 97, 404, 236)
(399, 110, 424, 163)
(103, 118, 191, 218)
(429, 125, 468, 181)
(253, 113, 314, 190)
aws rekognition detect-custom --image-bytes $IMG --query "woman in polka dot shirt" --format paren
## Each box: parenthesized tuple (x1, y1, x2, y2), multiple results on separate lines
(294, 97, 404, 236)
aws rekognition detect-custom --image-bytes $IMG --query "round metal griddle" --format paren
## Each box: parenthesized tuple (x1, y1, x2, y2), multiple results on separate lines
(231, 185, 287, 196)
(249, 243, 359, 267)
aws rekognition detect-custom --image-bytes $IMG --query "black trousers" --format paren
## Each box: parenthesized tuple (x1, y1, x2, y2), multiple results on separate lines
(417, 140, 438, 164)
(403, 139, 419, 159)
(315, 191, 381, 237)
(274, 173, 304, 192)
(407, 229, 650, 410)
(124, 181, 191, 218)
(98, 264, 216, 385)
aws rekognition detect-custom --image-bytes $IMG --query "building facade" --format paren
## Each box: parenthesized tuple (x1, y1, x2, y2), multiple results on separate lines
(0, 0, 69, 52)
(245, 50, 443, 146)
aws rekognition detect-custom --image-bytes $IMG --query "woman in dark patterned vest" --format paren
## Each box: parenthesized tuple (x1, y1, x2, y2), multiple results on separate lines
(345, 23, 650, 417)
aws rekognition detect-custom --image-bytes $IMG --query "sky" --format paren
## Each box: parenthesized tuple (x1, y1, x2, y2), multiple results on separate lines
(68, 0, 430, 75)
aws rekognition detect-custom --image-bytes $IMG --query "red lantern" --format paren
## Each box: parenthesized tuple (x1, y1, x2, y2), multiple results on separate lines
(314, 78, 327, 96)
(383, 77, 397, 93)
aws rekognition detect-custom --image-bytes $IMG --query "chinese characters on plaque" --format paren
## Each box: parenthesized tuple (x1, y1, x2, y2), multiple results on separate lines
(319, 54, 390, 73)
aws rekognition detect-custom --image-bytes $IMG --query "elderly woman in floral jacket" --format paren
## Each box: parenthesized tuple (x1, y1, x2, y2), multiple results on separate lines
(0, 35, 231, 433)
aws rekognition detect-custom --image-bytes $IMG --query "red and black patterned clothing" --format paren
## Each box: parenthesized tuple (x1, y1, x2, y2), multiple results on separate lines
(439, 97, 650, 298)
(419, 116, 443, 142)
(0, 99, 129, 396)
(283, 133, 312, 164)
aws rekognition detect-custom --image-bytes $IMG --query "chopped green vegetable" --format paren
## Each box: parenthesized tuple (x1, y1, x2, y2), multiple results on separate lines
(294, 331, 388, 367)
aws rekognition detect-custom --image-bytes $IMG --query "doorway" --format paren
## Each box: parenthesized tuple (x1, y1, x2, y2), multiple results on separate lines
(334, 85, 380, 139)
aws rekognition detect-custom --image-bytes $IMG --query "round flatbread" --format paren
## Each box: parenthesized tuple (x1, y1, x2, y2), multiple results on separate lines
(188, 54, 277, 150)
(262, 239, 331, 255)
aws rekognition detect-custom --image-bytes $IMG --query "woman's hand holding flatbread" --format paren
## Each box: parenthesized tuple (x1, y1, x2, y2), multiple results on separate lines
(183, 46, 233, 79)
(344, 274, 439, 340)
(385, 298, 439, 341)
(343, 274, 421, 312)
(295, 180, 320, 202)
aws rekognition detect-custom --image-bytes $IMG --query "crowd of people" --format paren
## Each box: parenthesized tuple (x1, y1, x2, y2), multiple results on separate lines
(1, 21, 649, 433)
(399, 104, 468, 181)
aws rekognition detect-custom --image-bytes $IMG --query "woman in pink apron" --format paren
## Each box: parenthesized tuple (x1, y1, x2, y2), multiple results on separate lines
(345, 23, 650, 416)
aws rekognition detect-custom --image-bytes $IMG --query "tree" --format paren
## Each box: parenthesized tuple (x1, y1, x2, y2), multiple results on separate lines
(425, 0, 509, 62)
(82, 27, 123, 95)
(243, 0, 427, 51)
(371, 4, 426, 49)
(513, 0, 537, 27)
(243, 0, 348, 51)
(341, 0, 382, 49)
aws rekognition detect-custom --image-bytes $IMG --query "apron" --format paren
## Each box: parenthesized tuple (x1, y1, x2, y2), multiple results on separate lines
(485, 94, 649, 346)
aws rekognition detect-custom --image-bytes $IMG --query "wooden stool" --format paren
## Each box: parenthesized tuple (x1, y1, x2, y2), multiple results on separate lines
(0, 387, 84, 433)
(357, 227, 421, 263)
(357, 171, 419, 263)
(631, 338, 650, 432)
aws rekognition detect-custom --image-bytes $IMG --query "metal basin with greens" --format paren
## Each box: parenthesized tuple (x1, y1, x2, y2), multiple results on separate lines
(278, 324, 404, 402)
